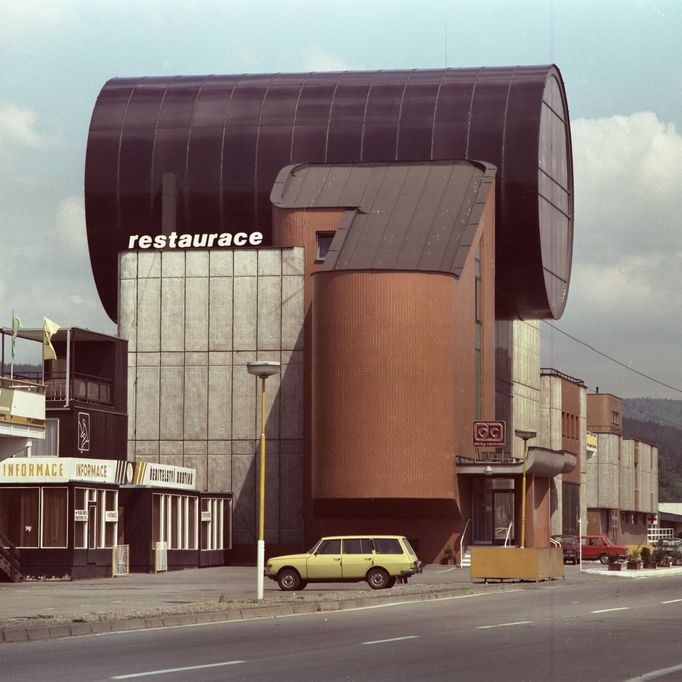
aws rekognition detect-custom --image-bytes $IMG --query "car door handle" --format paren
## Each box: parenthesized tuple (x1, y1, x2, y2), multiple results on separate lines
(333, 557, 341, 561)
(364, 557, 372, 561)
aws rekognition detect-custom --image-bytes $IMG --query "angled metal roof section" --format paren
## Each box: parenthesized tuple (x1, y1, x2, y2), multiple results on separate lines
(270, 160, 496, 277)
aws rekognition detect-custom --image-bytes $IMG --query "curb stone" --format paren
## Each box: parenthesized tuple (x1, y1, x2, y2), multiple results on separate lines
(1, 584, 513, 644)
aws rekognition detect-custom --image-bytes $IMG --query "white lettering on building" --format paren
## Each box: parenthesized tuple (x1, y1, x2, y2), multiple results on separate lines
(128, 231, 264, 250)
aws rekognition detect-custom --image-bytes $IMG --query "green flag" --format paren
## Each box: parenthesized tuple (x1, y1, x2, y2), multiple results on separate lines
(11, 310, 21, 360)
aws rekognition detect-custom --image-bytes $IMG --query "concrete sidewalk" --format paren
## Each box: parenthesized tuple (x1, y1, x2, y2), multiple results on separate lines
(0, 564, 509, 644)
(3, 562, 679, 644)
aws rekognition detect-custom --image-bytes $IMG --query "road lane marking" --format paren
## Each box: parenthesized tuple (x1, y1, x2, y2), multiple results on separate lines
(624, 662, 682, 681)
(477, 621, 532, 629)
(591, 607, 630, 614)
(661, 599, 682, 604)
(111, 661, 245, 679)
(363, 635, 418, 645)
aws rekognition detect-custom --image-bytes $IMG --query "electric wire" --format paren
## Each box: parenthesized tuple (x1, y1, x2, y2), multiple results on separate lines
(542, 320, 682, 429)
(542, 320, 682, 396)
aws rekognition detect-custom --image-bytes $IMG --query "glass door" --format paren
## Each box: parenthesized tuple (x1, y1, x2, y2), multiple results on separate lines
(493, 491, 515, 545)
(473, 490, 494, 544)
(472, 479, 516, 545)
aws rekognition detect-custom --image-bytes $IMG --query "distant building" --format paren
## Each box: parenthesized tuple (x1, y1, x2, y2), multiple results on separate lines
(585, 392, 658, 545)
(539, 368, 587, 537)
(657, 503, 682, 539)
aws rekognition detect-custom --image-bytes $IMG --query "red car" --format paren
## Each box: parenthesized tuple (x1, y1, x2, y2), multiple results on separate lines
(580, 535, 628, 564)
(551, 534, 580, 564)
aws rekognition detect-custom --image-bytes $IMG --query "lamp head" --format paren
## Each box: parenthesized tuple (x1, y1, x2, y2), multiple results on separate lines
(247, 360, 281, 378)
(514, 429, 537, 441)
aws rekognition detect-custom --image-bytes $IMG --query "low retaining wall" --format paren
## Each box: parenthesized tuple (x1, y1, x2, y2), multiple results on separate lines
(470, 547, 564, 582)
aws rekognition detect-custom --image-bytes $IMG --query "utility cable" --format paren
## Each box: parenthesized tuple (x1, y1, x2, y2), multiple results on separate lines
(542, 320, 682, 397)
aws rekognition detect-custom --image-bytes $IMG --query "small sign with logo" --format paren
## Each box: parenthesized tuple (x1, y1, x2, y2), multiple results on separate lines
(473, 420, 506, 447)
(77, 412, 90, 453)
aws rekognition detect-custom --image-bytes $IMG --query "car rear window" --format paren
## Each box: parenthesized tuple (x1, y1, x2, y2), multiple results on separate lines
(373, 538, 402, 554)
(402, 538, 416, 555)
(343, 538, 373, 554)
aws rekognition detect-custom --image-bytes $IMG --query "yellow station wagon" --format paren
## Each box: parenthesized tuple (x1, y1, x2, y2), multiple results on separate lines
(265, 535, 422, 591)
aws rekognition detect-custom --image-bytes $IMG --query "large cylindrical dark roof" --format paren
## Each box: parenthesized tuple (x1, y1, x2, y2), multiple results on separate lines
(85, 66, 573, 321)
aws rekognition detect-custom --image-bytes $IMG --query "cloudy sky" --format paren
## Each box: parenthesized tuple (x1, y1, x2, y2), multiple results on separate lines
(1, 0, 681, 400)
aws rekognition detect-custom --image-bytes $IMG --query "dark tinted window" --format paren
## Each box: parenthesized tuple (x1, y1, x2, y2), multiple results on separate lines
(373, 538, 402, 554)
(316, 232, 334, 260)
(316, 539, 341, 554)
(343, 538, 373, 554)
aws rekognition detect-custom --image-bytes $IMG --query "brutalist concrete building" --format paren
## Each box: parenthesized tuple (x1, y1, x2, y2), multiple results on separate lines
(85, 66, 575, 563)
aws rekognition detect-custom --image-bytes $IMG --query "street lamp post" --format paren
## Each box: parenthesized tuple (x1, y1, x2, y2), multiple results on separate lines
(247, 360, 281, 600)
(515, 429, 537, 549)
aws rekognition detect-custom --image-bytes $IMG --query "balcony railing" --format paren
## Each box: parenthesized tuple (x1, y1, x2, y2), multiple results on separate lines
(0, 375, 45, 394)
(45, 373, 112, 406)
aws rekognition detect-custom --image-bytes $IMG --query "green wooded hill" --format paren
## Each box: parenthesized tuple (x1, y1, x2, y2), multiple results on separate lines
(622, 398, 682, 502)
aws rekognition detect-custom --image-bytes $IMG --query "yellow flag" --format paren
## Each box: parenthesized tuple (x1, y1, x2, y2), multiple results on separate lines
(43, 317, 60, 361)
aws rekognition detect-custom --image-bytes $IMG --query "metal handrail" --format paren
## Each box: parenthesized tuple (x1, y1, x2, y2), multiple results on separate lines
(459, 518, 471, 567)
(0, 529, 23, 582)
(504, 522, 513, 547)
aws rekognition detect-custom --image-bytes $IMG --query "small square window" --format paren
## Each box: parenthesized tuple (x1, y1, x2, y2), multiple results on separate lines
(316, 232, 335, 261)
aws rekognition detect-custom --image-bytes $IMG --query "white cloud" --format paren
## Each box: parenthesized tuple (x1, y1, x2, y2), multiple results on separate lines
(0, 2, 72, 38)
(571, 112, 682, 275)
(0, 105, 51, 149)
(55, 196, 88, 257)
(303, 49, 354, 72)
(546, 112, 682, 397)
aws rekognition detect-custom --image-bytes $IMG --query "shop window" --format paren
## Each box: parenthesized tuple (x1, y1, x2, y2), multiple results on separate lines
(42, 488, 67, 548)
(74, 487, 117, 549)
(201, 498, 224, 550)
(188, 497, 197, 549)
(74, 488, 86, 548)
(104, 490, 118, 547)
(154, 493, 198, 550)
(0, 488, 39, 547)
(153, 494, 162, 544)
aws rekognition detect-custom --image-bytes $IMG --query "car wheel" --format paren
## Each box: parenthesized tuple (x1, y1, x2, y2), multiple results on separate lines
(599, 553, 609, 565)
(386, 576, 397, 588)
(277, 568, 303, 591)
(367, 567, 390, 590)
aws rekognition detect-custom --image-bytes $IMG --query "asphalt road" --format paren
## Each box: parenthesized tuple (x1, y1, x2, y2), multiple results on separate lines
(3, 574, 682, 681)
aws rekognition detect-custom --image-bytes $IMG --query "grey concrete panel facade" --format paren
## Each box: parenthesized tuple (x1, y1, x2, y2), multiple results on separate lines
(119, 248, 306, 546)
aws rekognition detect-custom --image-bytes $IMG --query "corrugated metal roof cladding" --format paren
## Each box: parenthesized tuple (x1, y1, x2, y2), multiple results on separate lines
(86, 66, 573, 321)
(271, 161, 495, 277)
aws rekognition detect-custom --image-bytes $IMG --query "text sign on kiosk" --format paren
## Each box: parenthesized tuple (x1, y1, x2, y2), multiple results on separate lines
(473, 420, 506, 447)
